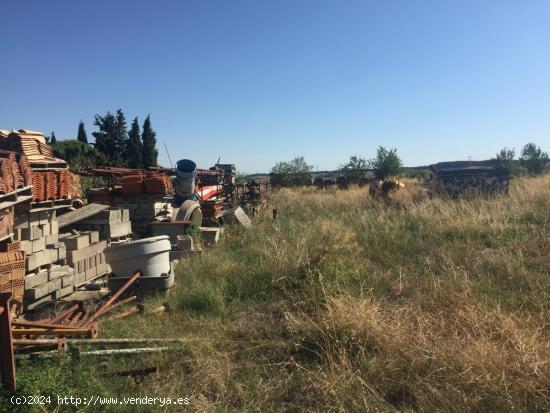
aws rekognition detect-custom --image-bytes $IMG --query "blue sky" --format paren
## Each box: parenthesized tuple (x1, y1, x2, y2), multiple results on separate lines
(1, 1, 549, 172)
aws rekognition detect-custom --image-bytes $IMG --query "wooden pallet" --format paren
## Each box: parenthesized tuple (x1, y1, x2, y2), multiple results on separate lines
(30, 198, 73, 211)
(0, 185, 33, 210)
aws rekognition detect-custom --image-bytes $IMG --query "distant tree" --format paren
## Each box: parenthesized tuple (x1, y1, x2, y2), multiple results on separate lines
(92, 112, 117, 164)
(141, 115, 158, 168)
(49, 132, 57, 144)
(126, 117, 143, 169)
(339, 155, 369, 179)
(77, 121, 88, 143)
(270, 156, 312, 186)
(520, 143, 549, 175)
(51, 140, 106, 172)
(114, 109, 129, 166)
(92, 109, 128, 166)
(492, 147, 517, 175)
(371, 146, 402, 180)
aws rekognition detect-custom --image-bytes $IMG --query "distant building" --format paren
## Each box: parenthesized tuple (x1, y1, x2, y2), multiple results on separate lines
(429, 163, 510, 197)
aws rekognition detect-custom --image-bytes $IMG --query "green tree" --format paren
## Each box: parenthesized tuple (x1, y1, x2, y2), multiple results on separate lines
(270, 156, 312, 186)
(49, 132, 57, 144)
(77, 121, 88, 143)
(339, 155, 369, 179)
(126, 117, 143, 169)
(492, 147, 517, 175)
(371, 146, 402, 180)
(520, 143, 549, 175)
(141, 115, 158, 168)
(92, 109, 128, 166)
(51, 140, 107, 172)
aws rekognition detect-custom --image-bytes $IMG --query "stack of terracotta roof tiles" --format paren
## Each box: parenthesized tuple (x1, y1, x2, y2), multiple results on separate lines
(143, 172, 173, 194)
(30, 170, 80, 202)
(0, 151, 32, 194)
(0, 130, 55, 163)
(119, 170, 172, 195)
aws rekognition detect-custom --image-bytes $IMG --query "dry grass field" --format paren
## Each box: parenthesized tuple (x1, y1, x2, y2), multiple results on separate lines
(3, 176, 549, 412)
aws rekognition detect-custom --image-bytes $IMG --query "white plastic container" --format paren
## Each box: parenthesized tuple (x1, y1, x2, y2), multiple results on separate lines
(104, 236, 171, 277)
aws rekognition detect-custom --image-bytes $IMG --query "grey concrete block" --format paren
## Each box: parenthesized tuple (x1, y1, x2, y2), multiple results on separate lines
(74, 272, 86, 286)
(50, 221, 59, 235)
(61, 274, 74, 288)
(49, 265, 74, 281)
(26, 250, 53, 272)
(88, 231, 99, 244)
(41, 223, 51, 237)
(67, 241, 106, 265)
(176, 235, 193, 251)
(25, 293, 54, 310)
(24, 270, 49, 289)
(63, 234, 90, 251)
(46, 234, 59, 245)
(39, 210, 56, 225)
(82, 209, 122, 224)
(24, 278, 62, 300)
(56, 284, 74, 298)
(19, 226, 43, 241)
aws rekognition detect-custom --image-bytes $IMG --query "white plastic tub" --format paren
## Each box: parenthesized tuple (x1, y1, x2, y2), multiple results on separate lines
(104, 236, 171, 277)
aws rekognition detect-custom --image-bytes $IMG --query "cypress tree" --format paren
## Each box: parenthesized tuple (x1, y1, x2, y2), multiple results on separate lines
(141, 115, 158, 168)
(49, 132, 57, 144)
(126, 117, 143, 169)
(114, 109, 129, 166)
(77, 121, 88, 143)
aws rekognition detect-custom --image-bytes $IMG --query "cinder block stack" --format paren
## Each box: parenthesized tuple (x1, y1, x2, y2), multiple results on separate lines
(75, 209, 132, 242)
(59, 231, 107, 286)
(13, 208, 75, 310)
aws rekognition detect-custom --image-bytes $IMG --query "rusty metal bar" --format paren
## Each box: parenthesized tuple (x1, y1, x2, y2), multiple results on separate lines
(82, 270, 141, 326)
(48, 303, 81, 325)
(12, 320, 83, 330)
(0, 292, 16, 391)
(95, 295, 137, 319)
(11, 326, 97, 339)
(108, 306, 141, 321)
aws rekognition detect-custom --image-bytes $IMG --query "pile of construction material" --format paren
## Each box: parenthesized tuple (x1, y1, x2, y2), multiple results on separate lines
(59, 231, 107, 286)
(89, 189, 174, 236)
(73, 208, 133, 243)
(0, 151, 32, 194)
(0, 130, 82, 203)
(12, 207, 74, 310)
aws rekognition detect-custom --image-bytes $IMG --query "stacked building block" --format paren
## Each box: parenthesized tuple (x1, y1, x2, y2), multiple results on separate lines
(59, 232, 107, 286)
(74, 209, 133, 241)
(13, 207, 75, 310)
(24, 265, 75, 310)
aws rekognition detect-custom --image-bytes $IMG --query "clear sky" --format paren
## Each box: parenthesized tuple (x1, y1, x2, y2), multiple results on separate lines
(1, 1, 549, 172)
